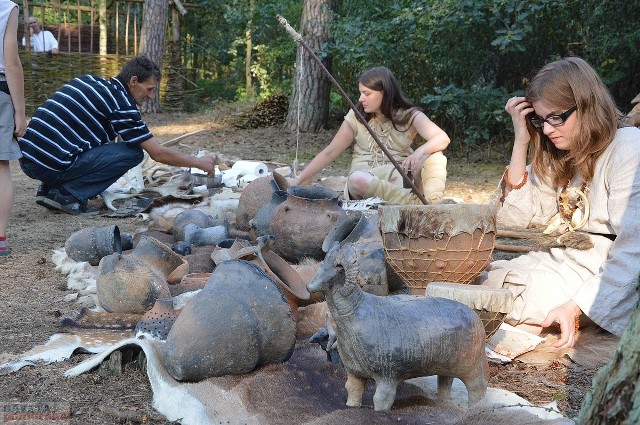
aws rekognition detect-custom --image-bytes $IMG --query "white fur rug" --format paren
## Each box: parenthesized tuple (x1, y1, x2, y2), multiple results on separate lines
(1, 332, 571, 425)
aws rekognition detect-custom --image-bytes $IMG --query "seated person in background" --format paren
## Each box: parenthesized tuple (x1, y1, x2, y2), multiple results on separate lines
(476, 57, 640, 348)
(22, 17, 59, 54)
(290, 66, 450, 205)
(17, 55, 216, 216)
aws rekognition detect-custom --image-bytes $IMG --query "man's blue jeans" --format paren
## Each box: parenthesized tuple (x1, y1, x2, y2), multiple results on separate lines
(19, 142, 144, 203)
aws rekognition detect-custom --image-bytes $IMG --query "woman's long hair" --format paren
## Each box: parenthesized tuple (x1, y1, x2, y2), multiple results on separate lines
(355, 66, 421, 131)
(526, 57, 622, 187)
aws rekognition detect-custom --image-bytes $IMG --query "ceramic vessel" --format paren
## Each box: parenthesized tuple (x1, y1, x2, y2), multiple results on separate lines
(64, 225, 122, 266)
(270, 185, 346, 262)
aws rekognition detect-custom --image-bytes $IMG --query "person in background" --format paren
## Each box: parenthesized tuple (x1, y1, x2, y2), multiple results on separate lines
(290, 66, 450, 205)
(17, 55, 216, 216)
(0, 0, 27, 256)
(22, 16, 59, 54)
(476, 57, 640, 348)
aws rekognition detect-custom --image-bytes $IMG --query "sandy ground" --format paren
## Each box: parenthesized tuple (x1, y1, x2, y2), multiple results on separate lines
(0, 108, 605, 423)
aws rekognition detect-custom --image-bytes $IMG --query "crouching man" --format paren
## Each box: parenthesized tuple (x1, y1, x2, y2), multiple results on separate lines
(17, 55, 215, 215)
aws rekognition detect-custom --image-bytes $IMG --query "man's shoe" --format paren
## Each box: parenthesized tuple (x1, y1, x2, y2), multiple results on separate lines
(43, 192, 100, 216)
(35, 185, 58, 210)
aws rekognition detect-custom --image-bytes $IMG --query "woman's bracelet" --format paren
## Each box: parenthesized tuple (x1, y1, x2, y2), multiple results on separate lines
(503, 166, 528, 190)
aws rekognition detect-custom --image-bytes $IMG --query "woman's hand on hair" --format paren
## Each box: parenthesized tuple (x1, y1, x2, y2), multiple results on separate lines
(505, 97, 534, 147)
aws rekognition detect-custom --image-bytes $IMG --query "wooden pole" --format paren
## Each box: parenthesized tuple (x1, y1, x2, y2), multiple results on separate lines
(133, 5, 137, 56)
(22, 0, 30, 50)
(114, 1, 118, 55)
(76, 6, 81, 52)
(90, 5, 94, 53)
(125, 2, 130, 55)
(276, 15, 427, 205)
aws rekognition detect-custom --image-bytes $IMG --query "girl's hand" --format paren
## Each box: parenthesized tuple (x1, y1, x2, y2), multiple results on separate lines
(401, 152, 425, 175)
(505, 96, 534, 147)
(541, 300, 582, 348)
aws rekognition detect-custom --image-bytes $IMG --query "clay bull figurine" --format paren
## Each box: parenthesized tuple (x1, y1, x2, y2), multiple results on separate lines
(308, 242, 488, 411)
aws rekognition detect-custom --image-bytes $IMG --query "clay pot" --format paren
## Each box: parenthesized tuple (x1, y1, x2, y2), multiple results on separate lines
(96, 251, 172, 314)
(235, 174, 288, 231)
(250, 186, 288, 239)
(172, 209, 219, 241)
(237, 248, 311, 321)
(134, 298, 180, 340)
(270, 185, 346, 262)
(64, 225, 122, 266)
(322, 210, 381, 252)
(161, 260, 296, 381)
(132, 236, 188, 282)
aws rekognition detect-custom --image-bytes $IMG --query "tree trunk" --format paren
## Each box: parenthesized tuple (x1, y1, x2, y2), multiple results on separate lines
(139, 0, 169, 113)
(283, 0, 338, 133)
(245, 0, 255, 102)
(99, 0, 107, 55)
(164, 7, 184, 111)
(577, 299, 640, 424)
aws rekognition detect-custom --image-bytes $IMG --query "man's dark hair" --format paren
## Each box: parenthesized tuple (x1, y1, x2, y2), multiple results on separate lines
(117, 55, 161, 83)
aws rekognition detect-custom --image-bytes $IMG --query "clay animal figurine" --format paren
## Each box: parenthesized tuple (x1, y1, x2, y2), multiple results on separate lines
(307, 242, 488, 411)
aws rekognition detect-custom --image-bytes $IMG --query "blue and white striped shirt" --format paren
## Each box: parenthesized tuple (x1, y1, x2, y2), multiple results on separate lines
(18, 75, 153, 171)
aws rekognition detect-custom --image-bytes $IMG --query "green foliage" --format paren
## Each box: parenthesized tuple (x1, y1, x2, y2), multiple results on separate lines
(174, 0, 638, 150)
(421, 84, 513, 154)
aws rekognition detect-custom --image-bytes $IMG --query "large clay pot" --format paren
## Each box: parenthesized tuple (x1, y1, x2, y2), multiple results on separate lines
(235, 174, 288, 231)
(161, 260, 296, 381)
(269, 185, 346, 262)
(64, 225, 122, 266)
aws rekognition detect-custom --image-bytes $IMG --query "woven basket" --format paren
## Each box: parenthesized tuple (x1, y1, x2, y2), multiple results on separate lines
(379, 204, 496, 290)
(426, 282, 513, 339)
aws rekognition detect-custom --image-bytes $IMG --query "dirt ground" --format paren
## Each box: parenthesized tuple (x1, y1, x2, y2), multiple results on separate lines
(0, 107, 604, 424)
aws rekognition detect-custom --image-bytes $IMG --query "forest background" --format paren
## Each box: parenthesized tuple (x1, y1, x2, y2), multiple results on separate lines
(20, 0, 640, 161)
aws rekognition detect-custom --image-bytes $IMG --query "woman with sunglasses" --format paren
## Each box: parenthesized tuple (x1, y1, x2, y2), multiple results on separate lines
(476, 57, 640, 348)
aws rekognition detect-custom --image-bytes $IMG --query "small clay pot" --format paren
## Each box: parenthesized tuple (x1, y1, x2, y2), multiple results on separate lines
(235, 174, 288, 232)
(133, 236, 186, 279)
(250, 188, 287, 239)
(172, 209, 219, 241)
(134, 297, 180, 340)
(65, 225, 122, 266)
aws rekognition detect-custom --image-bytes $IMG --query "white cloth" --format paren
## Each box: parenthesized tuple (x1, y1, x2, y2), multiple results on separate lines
(22, 30, 58, 52)
(477, 127, 640, 336)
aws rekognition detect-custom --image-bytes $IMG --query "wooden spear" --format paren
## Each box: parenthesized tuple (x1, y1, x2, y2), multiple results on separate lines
(276, 15, 428, 205)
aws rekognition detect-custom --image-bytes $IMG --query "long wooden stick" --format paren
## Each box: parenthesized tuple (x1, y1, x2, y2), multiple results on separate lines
(494, 243, 535, 253)
(161, 129, 206, 146)
(276, 15, 428, 205)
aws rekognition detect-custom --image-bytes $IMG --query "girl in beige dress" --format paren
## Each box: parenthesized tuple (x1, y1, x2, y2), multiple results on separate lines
(292, 66, 450, 204)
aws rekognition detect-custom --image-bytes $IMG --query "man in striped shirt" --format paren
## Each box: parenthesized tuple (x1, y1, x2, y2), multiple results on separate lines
(17, 55, 216, 215)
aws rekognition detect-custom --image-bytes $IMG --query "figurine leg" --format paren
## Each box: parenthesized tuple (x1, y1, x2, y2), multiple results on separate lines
(437, 375, 454, 400)
(345, 371, 366, 407)
(372, 379, 398, 411)
(463, 361, 488, 405)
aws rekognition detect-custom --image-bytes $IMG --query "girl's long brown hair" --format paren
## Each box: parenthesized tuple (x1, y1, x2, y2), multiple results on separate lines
(356, 66, 421, 131)
(525, 57, 622, 187)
